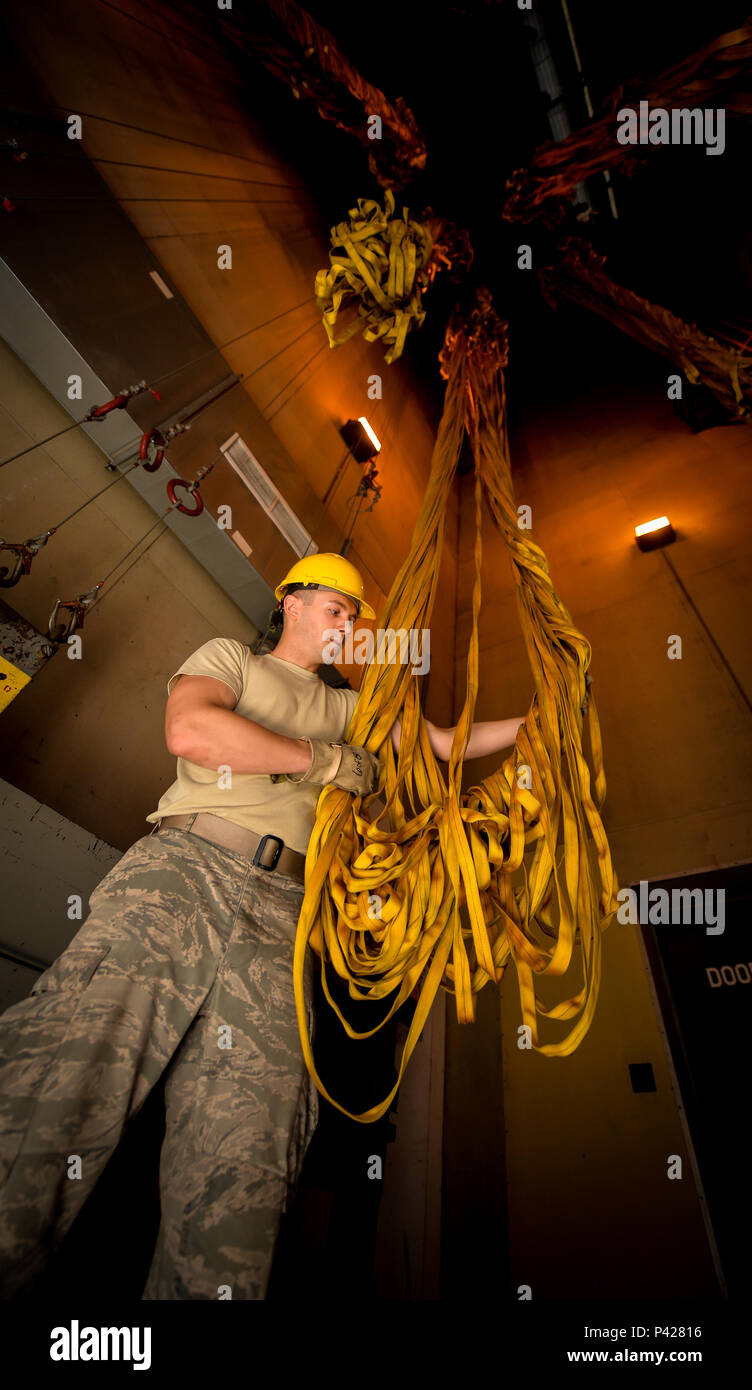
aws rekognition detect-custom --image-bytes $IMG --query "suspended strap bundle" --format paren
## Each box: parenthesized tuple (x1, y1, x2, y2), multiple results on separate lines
(292, 287, 621, 1123)
(218, 0, 427, 190)
(315, 189, 473, 364)
(503, 18, 752, 225)
(539, 236, 752, 421)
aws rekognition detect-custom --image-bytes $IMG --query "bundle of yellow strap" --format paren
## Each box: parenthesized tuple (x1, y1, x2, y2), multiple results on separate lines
(293, 287, 622, 1123)
(314, 188, 436, 364)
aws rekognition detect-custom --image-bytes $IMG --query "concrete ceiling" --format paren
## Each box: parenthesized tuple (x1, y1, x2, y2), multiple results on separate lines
(219, 0, 752, 415)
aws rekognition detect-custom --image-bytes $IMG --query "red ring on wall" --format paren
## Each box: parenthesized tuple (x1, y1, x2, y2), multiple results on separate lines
(139, 428, 165, 472)
(167, 478, 204, 516)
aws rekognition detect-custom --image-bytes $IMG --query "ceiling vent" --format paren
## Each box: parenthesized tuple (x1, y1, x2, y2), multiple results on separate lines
(220, 432, 317, 559)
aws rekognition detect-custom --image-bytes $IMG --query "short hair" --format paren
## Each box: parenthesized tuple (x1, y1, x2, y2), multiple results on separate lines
(249, 586, 316, 654)
(281, 585, 316, 625)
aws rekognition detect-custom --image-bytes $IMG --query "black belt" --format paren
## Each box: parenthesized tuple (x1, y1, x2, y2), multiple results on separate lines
(151, 811, 306, 883)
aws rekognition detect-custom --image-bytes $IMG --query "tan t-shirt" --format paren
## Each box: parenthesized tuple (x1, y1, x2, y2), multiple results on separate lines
(146, 637, 359, 854)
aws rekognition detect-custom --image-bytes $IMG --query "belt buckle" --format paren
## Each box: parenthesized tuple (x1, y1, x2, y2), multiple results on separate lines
(252, 833, 284, 871)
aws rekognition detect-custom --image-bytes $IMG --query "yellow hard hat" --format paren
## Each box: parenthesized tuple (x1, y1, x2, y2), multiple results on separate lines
(274, 552, 376, 620)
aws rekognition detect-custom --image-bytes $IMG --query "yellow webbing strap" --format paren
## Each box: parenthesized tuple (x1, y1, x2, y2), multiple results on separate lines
(314, 189, 435, 364)
(293, 289, 621, 1123)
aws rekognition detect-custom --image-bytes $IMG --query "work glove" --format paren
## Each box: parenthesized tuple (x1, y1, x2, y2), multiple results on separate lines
(282, 738, 380, 796)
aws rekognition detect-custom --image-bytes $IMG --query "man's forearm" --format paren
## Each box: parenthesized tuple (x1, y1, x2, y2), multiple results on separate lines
(442, 717, 524, 760)
(172, 706, 313, 776)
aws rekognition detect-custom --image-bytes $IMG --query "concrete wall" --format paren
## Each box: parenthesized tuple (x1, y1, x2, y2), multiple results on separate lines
(0, 777, 122, 1013)
(1, 0, 458, 725)
(372, 1001, 446, 1299)
(451, 347, 751, 1298)
(0, 0, 455, 1299)
(0, 337, 262, 850)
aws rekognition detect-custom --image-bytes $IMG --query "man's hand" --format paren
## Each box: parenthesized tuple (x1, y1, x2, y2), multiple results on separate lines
(285, 738, 379, 796)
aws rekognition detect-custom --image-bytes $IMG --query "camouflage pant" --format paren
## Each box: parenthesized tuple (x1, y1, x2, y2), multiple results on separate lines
(0, 823, 318, 1300)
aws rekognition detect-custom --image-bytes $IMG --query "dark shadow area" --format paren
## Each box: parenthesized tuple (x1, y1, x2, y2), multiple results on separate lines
(639, 862, 752, 1299)
(11, 966, 414, 1301)
(268, 967, 414, 1297)
(13, 1075, 167, 1302)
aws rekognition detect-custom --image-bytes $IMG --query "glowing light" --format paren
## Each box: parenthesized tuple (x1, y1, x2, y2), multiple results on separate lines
(635, 516, 670, 537)
(358, 416, 381, 452)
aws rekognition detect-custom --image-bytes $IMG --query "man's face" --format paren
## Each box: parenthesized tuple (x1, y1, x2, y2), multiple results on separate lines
(297, 588, 358, 658)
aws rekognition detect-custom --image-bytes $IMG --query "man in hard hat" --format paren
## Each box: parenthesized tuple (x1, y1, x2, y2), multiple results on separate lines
(0, 552, 524, 1302)
(0, 553, 379, 1304)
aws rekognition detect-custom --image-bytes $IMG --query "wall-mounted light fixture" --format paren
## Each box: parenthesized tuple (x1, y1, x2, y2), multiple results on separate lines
(340, 416, 381, 463)
(635, 516, 675, 552)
